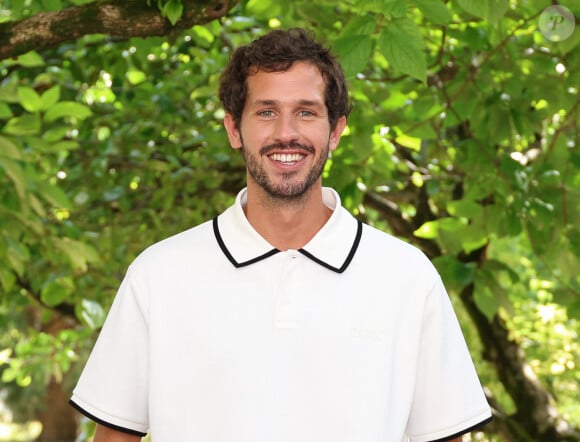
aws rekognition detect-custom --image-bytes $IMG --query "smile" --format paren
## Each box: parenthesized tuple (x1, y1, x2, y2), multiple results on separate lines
(269, 153, 305, 163)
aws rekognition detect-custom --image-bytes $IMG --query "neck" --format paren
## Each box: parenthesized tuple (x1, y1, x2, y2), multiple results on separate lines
(243, 184, 332, 251)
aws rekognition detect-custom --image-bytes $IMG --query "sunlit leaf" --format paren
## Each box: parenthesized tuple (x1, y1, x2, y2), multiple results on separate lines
(17, 86, 42, 113)
(44, 101, 92, 122)
(333, 35, 374, 78)
(432, 255, 476, 293)
(0, 102, 13, 119)
(3, 114, 42, 135)
(1, 158, 27, 200)
(41, 276, 74, 306)
(52, 237, 100, 272)
(191, 25, 215, 46)
(77, 299, 106, 330)
(413, 0, 451, 25)
(245, 0, 282, 19)
(0, 136, 22, 160)
(126, 70, 147, 85)
(473, 279, 500, 321)
(0, 266, 17, 292)
(414, 218, 467, 239)
(378, 17, 426, 82)
(40, 85, 61, 110)
(37, 183, 72, 209)
(161, 0, 183, 25)
(15, 51, 45, 67)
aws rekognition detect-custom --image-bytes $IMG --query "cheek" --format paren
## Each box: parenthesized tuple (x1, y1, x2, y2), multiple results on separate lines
(243, 128, 273, 150)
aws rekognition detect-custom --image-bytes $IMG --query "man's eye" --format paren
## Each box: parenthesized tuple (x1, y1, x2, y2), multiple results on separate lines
(299, 110, 315, 117)
(259, 110, 274, 117)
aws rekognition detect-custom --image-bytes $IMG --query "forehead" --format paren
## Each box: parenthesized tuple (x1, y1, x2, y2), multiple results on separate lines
(245, 62, 326, 104)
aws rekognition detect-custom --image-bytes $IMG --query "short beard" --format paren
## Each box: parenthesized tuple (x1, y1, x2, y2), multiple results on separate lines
(241, 140, 329, 201)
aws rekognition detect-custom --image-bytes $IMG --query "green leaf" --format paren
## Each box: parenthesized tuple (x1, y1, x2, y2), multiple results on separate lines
(0, 158, 27, 200)
(342, 15, 377, 36)
(42, 126, 70, 143)
(354, 0, 399, 14)
(486, 0, 510, 26)
(395, 133, 421, 151)
(126, 70, 147, 85)
(0, 102, 13, 119)
(3, 114, 41, 135)
(245, 0, 282, 19)
(446, 199, 483, 218)
(17, 86, 43, 113)
(40, 85, 61, 110)
(41, 276, 74, 306)
(566, 300, 580, 320)
(37, 183, 72, 209)
(27, 194, 48, 220)
(6, 239, 30, 277)
(0, 136, 22, 160)
(473, 278, 500, 321)
(456, 0, 509, 25)
(456, 0, 487, 19)
(378, 18, 426, 82)
(1, 366, 18, 383)
(161, 0, 184, 25)
(52, 237, 100, 272)
(44, 101, 92, 122)
(15, 51, 45, 67)
(0, 266, 17, 292)
(0, 348, 12, 365)
(76, 299, 106, 330)
(40, 0, 63, 11)
(413, 0, 452, 25)
(191, 25, 215, 47)
(432, 255, 476, 293)
(50, 140, 80, 152)
(414, 217, 467, 239)
(332, 35, 374, 78)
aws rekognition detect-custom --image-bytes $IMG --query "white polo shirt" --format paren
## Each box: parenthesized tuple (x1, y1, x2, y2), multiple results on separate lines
(70, 187, 491, 441)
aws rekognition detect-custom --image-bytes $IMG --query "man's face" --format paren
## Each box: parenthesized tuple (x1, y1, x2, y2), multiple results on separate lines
(224, 62, 346, 200)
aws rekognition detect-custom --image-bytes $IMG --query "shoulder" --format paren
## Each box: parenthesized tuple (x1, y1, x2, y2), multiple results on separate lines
(355, 220, 440, 283)
(360, 222, 432, 265)
(130, 219, 215, 271)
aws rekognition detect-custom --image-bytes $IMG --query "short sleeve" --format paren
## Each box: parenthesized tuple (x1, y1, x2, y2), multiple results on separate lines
(406, 277, 492, 442)
(70, 265, 149, 436)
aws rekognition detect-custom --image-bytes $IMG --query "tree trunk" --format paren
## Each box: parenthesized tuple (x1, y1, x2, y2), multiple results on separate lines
(460, 282, 580, 442)
(33, 316, 80, 441)
(36, 377, 78, 442)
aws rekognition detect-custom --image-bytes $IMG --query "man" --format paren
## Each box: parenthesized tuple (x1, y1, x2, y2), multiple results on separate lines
(70, 28, 492, 441)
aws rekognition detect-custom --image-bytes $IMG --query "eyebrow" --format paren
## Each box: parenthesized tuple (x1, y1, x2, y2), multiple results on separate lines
(250, 99, 324, 108)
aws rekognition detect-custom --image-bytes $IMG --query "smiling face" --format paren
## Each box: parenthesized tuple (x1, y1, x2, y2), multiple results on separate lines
(224, 62, 346, 201)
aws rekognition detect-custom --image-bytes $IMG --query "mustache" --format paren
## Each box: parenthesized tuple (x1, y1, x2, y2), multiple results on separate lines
(259, 141, 315, 156)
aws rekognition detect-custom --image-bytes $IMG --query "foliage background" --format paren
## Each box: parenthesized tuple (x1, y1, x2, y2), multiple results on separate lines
(0, 0, 579, 440)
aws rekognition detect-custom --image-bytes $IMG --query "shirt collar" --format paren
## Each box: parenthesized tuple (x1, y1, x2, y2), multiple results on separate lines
(213, 187, 362, 274)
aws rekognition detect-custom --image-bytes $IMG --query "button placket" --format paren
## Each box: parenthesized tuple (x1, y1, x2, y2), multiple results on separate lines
(273, 251, 300, 330)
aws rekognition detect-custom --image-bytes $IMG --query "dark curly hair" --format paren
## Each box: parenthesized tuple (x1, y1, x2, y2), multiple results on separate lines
(218, 28, 350, 130)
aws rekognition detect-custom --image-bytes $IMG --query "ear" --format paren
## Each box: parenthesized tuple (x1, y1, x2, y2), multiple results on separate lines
(224, 113, 242, 149)
(328, 116, 347, 152)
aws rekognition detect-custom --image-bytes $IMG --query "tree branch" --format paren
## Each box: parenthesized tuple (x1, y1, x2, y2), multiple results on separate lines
(0, 0, 238, 61)
(363, 191, 441, 259)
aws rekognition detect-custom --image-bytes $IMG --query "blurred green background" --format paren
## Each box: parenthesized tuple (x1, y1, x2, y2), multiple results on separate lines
(0, 0, 579, 440)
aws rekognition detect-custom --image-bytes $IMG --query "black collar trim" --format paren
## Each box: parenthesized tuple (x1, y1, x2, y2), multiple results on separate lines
(298, 219, 362, 274)
(213, 217, 363, 274)
(213, 217, 280, 268)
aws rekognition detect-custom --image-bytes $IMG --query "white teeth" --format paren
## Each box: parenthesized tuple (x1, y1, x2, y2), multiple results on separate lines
(270, 153, 304, 163)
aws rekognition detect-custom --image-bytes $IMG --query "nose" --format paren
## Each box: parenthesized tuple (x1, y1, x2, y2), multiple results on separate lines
(273, 113, 299, 143)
